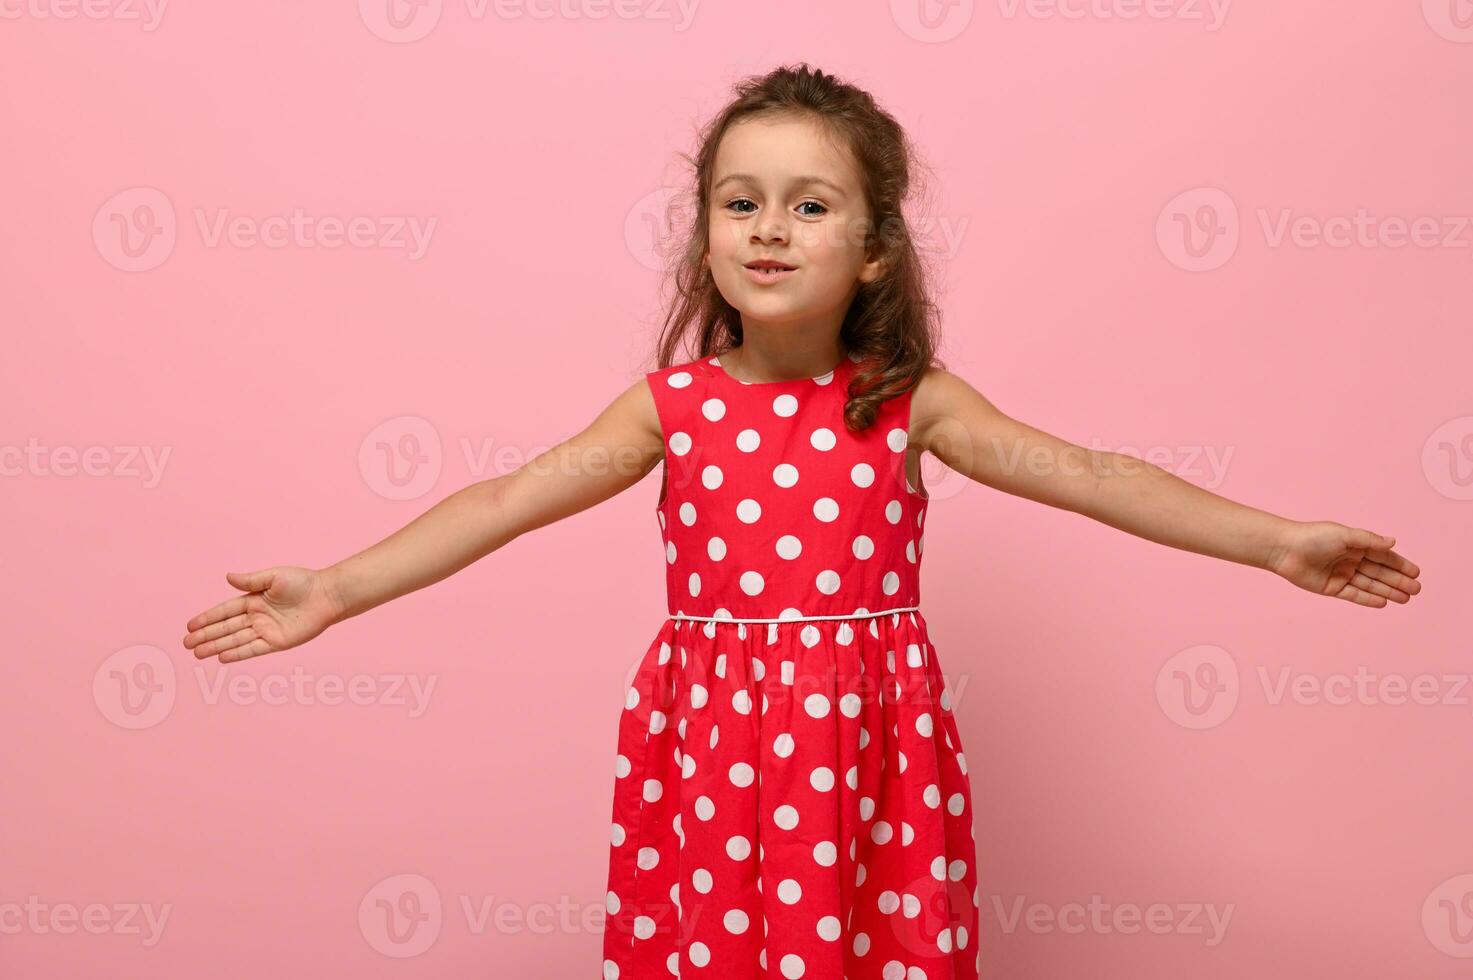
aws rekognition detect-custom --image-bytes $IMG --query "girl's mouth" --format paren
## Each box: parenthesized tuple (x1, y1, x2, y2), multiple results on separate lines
(743, 264, 797, 284)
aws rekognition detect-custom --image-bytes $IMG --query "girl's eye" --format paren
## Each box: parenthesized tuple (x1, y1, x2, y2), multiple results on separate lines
(722, 198, 828, 216)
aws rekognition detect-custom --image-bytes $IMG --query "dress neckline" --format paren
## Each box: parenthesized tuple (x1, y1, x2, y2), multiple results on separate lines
(707, 349, 852, 387)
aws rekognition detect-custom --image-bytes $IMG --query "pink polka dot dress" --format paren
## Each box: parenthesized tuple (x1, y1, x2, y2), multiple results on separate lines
(602, 349, 980, 979)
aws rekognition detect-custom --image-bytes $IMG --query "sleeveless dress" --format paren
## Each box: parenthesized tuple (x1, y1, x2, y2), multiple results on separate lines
(602, 350, 980, 980)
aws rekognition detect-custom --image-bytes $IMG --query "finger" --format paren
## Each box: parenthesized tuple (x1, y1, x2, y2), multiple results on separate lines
(183, 612, 251, 650)
(225, 568, 277, 594)
(1350, 528, 1395, 551)
(1365, 549, 1420, 580)
(220, 637, 274, 664)
(1349, 570, 1409, 604)
(1335, 583, 1388, 608)
(1357, 561, 1421, 598)
(196, 626, 258, 660)
(185, 595, 249, 633)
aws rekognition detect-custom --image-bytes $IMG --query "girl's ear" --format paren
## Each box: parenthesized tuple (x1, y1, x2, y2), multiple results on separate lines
(858, 251, 886, 284)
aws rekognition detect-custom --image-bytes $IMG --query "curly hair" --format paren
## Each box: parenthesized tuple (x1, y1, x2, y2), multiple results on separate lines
(649, 62, 945, 432)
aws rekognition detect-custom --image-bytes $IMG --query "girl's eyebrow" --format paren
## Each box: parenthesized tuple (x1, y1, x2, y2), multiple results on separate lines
(713, 173, 848, 199)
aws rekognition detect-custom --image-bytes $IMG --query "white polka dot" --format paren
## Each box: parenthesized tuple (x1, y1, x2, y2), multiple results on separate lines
(810, 427, 836, 451)
(840, 693, 861, 718)
(737, 498, 762, 523)
(615, 754, 631, 777)
(817, 915, 841, 940)
(773, 463, 799, 488)
(804, 693, 831, 718)
(689, 941, 711, 966)
(852, 535, 874, 559)
(780, 953, 805, 978)
(701, 465, 723, 490)
(774, 805, 799, 830)
(813, 497, 839, 522)
(690, 684, 709, 709)
(737, 428, 761, 451)
(878, 890, 900, 913)
(611, 823, 625, 845)
(809, 767, 835, 791)
(885, 500, 903, 523)
(707, 536, 727, 560)
(851, 463, 875, 487)
(701, 397, 726, 421)
(695, 796, 715, 820)
(950, 859, 967, 880)
(923, 784, 941, 808)
(777, 879, 802, 904)
(692, 868, 713, 892)
(665, 541, 677, 564)
(776, 535, 803, 559)
(853, 933, 871, 956)
(729, 762, 754, 787)
(773, 394, 798, 417)
(669, 432, 692, 456)
(688, 572, 701, 597)
(916, 713, 933, 737)
(882, 571, 900, 595)
(773, 732, 795, 757)
(872, 821, 893, 844)
(887, 427, 908, 452)
(813, 841, 837, 866)
(732, 690, 752, 714)
(634, 915, 655, 939)
(947, 792, 966, 815)
(638, 847, 659, 869)
(724, 909, 749, 934)
(726, 836, 751, 860)
(815, 569, 841, 594)
(643, 779, 663, 802)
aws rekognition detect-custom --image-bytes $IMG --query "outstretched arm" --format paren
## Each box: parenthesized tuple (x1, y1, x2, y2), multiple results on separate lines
(909, 368, 1421, 608)
(185, 377, 666, 662)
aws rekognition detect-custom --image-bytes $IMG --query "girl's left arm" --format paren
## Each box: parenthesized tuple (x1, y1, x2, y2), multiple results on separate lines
(910, 368, 1422, 608)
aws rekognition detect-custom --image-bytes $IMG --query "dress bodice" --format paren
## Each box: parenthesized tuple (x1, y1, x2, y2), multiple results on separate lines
(645, 350, 928, 622)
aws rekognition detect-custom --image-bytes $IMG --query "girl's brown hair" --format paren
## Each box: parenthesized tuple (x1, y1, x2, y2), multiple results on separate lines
(650, 62, 944, 432)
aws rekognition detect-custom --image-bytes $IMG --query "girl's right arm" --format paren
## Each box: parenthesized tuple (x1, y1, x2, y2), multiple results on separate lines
(183, 377, 666, 663)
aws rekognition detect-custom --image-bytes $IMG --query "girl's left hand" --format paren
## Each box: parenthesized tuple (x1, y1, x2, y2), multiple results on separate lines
(1267, 522, 1422, 607)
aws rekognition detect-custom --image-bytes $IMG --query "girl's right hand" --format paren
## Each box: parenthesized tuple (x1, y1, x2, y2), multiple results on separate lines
(183, 567, 343, 663)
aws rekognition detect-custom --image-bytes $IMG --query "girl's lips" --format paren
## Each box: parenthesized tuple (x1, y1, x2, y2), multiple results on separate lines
(743, 264, 797, 284)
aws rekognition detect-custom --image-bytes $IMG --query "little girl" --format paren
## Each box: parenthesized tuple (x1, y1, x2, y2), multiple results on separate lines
(183, 64, 1421, 979)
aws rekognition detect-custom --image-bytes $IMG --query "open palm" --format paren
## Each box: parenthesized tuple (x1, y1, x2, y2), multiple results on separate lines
(183, 566, 342, 663)
(1269, 522, 1422, 607)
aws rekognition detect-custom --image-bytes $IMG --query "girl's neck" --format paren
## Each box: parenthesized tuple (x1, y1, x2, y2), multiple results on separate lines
(724, 340, 848, 384)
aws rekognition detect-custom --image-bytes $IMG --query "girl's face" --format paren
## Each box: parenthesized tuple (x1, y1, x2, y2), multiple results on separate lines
(705, 115, 884, 330)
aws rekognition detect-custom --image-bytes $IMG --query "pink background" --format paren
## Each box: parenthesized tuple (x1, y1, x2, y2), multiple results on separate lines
(2, 1, 1469, 977)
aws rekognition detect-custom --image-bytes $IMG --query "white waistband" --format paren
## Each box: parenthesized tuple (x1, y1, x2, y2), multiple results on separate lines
(668, 605, 921, 624)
